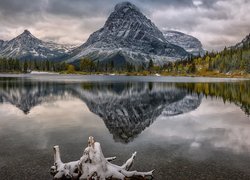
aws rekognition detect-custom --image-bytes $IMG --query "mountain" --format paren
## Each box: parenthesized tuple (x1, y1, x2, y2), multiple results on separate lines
(67, 2, 189, 66)
(0, 30, 76, 61)
(0, 40, 6, 51)
(163, 30, 205, 56)
(0, 40, 4, 48)
(233, 33, 250, 49)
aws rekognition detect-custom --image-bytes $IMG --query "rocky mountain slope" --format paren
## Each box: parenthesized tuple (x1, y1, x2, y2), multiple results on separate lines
(163, 30, 205, 56)
(233, 33, 250, 49)
(67, 2, 189, 66)
(0, 30, 76, 61)
(0, 40, 5, 49)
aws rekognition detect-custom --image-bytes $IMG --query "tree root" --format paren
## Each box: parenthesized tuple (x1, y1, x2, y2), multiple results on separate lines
(50, 136, 154, 180)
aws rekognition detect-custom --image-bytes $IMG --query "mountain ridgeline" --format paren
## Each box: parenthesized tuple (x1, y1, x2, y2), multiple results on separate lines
(0, 2, 205, 68)
(0, 30, 76, 61)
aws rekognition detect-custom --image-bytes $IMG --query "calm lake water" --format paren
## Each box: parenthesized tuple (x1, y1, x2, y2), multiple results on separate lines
(0, 74, 250, 179)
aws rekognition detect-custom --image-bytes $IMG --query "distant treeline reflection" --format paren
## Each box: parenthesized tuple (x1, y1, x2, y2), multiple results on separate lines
(176, 81, 250, 115)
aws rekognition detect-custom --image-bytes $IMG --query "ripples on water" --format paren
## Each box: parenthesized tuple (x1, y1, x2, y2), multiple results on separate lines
(0, 75, 249, 179)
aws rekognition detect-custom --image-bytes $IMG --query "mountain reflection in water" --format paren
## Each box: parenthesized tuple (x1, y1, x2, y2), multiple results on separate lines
(0, 79, 203, 142)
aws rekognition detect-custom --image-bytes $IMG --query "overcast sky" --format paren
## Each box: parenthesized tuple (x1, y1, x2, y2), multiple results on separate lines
(0, 0, 249, 51)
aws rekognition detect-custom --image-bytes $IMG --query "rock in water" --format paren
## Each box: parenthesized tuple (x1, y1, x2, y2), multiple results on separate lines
(67, 1, 189, 66)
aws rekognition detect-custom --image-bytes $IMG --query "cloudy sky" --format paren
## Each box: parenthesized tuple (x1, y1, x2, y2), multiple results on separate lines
(0, 0, 249, 51)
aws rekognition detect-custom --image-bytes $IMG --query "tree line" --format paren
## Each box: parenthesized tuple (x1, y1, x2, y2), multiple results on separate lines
(191, 41, 250, 74)
(0, 57, 155, 74)
(0, 58, 66, 73)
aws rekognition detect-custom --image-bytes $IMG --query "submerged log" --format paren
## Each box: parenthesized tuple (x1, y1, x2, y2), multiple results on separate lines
(50, 136, 154, 180)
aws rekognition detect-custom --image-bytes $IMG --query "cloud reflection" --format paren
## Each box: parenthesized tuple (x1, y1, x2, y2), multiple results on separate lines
(145, 98, 250, 155)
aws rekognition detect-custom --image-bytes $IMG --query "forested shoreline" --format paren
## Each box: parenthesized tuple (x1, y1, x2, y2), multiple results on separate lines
(0, 44, 249, 78)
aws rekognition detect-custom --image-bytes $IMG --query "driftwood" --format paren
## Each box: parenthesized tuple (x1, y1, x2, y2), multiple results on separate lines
(50, 136, 154, 179)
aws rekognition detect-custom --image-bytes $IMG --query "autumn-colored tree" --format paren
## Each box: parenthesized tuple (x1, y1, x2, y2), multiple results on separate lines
(66, 64, 75, 74)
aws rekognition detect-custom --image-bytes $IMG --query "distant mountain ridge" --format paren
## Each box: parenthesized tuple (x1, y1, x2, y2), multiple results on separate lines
(0, 30, 77, 61)
(163, 30, 205, 56)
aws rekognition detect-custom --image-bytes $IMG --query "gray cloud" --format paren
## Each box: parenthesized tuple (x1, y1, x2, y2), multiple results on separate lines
(0, 0, 45, 14)
(0, 0, 249, 50)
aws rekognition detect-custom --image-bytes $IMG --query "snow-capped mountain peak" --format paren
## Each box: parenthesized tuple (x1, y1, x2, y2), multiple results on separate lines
(10, 30, 42, 46)
(0, 30, 76, 61)
(67, 2, 189, 66)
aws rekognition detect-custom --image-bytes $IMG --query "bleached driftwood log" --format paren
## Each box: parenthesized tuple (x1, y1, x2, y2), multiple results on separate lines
(50, 136, 154, 180)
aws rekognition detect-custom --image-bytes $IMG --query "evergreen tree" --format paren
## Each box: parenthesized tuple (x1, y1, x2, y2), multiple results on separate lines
(148, 59, 154, 72)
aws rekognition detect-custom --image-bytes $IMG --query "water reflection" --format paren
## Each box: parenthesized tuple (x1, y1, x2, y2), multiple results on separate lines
(73, 83, 201, 143)
(1, 76, 250, 179)
(0, 79, 202, 142)
(148, 99, 250, 155)
(176, 82, 250, 115)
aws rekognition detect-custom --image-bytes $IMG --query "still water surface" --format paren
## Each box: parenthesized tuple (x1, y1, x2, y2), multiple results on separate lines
(0, 75, 250, 179)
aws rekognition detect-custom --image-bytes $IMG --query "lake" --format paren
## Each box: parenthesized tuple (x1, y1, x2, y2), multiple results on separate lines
(0, 74, 250, 179)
